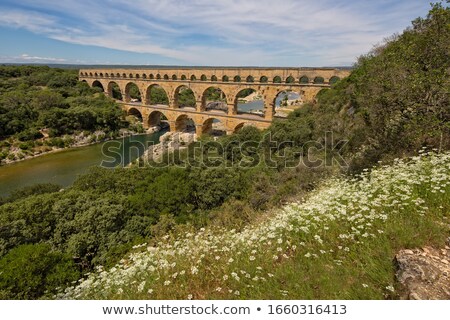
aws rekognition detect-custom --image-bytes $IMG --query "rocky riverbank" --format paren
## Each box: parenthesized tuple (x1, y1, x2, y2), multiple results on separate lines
(0, 128, 143, 166)
(136, 129, 197, 165)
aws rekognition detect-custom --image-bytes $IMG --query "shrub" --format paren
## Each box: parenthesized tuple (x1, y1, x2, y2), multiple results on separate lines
(209, 199, 256, 230)
(0, 243, 80, 299)
(18, 142, 32, 150)
(48, 137, 65, 148)
(17, 128, 43, 141)
(5, 183, 61, 203)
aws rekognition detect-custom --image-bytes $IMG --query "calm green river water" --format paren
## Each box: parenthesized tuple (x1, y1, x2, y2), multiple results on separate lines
(0, 132, 165, 197)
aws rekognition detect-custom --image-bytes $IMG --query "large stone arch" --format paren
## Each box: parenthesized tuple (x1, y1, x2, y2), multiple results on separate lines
(201, 86, 227, 112)
(233, 86, 265, 117)
(124, 82, 142, 103)
(148, 110, 170, 130)
(107, 81, 123, 100)
(145, 84, 170, 106)
(274, 88, 303, 104)
(175, 114, 197, 133)
(92, 80, 105, 92)
(127, 107, 143, 122)
(201, 117, 227, 136)
(173, 85, 197, 109)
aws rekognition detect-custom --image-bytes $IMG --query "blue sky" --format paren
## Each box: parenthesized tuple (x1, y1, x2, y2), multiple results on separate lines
(0, 0, 433, 66)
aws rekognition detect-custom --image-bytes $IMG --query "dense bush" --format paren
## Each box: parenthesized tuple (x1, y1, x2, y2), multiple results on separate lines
(0, 243, 79, 299)
(2, 183, 61, 204)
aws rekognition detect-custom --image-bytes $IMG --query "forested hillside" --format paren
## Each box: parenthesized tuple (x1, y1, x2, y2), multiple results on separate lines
(0, 66, 127, 163)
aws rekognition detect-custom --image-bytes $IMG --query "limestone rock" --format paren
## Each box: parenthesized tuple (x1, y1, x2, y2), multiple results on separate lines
(140, 132, 196, 163)
(395, 246, 450, 299)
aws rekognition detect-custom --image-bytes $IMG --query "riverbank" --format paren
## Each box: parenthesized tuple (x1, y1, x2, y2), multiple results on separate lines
(0, 128, 147, 167)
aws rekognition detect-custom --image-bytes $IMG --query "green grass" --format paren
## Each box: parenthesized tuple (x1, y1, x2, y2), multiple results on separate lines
(58, 151, 450, 300)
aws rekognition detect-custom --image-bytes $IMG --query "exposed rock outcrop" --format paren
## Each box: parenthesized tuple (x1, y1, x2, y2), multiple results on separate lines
(395, 241, 450, 300)
(141, 132, 196, 162)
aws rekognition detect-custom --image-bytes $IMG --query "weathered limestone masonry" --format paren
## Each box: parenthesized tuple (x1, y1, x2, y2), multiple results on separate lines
(79, 67, 350, 135)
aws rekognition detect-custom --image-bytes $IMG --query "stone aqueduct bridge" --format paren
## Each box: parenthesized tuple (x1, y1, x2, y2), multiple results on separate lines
(79, 67, 350, 135)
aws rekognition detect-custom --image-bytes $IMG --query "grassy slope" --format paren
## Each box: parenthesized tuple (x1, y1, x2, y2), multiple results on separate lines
(59, 151, 450, 300)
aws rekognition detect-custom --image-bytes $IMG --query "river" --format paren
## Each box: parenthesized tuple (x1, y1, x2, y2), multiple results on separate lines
(0, 132, 165, 197)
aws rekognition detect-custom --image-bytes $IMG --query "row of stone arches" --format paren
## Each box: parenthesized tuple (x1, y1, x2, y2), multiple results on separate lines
(127, 108, 249, 136)
(82, 72, 340, 85)
(90, 80, 304, 117)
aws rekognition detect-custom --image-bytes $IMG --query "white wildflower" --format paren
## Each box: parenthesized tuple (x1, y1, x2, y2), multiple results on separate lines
(137, 281, 146, 293)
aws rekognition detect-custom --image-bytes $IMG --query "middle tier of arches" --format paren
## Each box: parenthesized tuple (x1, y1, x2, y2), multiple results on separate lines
(100, 80, 309, 119)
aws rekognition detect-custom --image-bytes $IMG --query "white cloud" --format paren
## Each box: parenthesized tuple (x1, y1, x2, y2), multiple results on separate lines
(0, 54, 67, 63)
(0, 0, 431, 66)
(20, 54, 66, 62)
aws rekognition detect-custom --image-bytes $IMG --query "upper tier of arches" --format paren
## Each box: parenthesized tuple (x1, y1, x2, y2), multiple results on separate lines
(81, 72, 342, 85)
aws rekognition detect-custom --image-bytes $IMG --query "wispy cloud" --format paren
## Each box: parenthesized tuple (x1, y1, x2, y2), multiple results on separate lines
(0, 0, 432, 66)
(0, 54, 67, 63)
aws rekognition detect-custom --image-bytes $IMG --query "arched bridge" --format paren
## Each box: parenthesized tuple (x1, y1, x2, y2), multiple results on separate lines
(79, 67, 350, 135)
